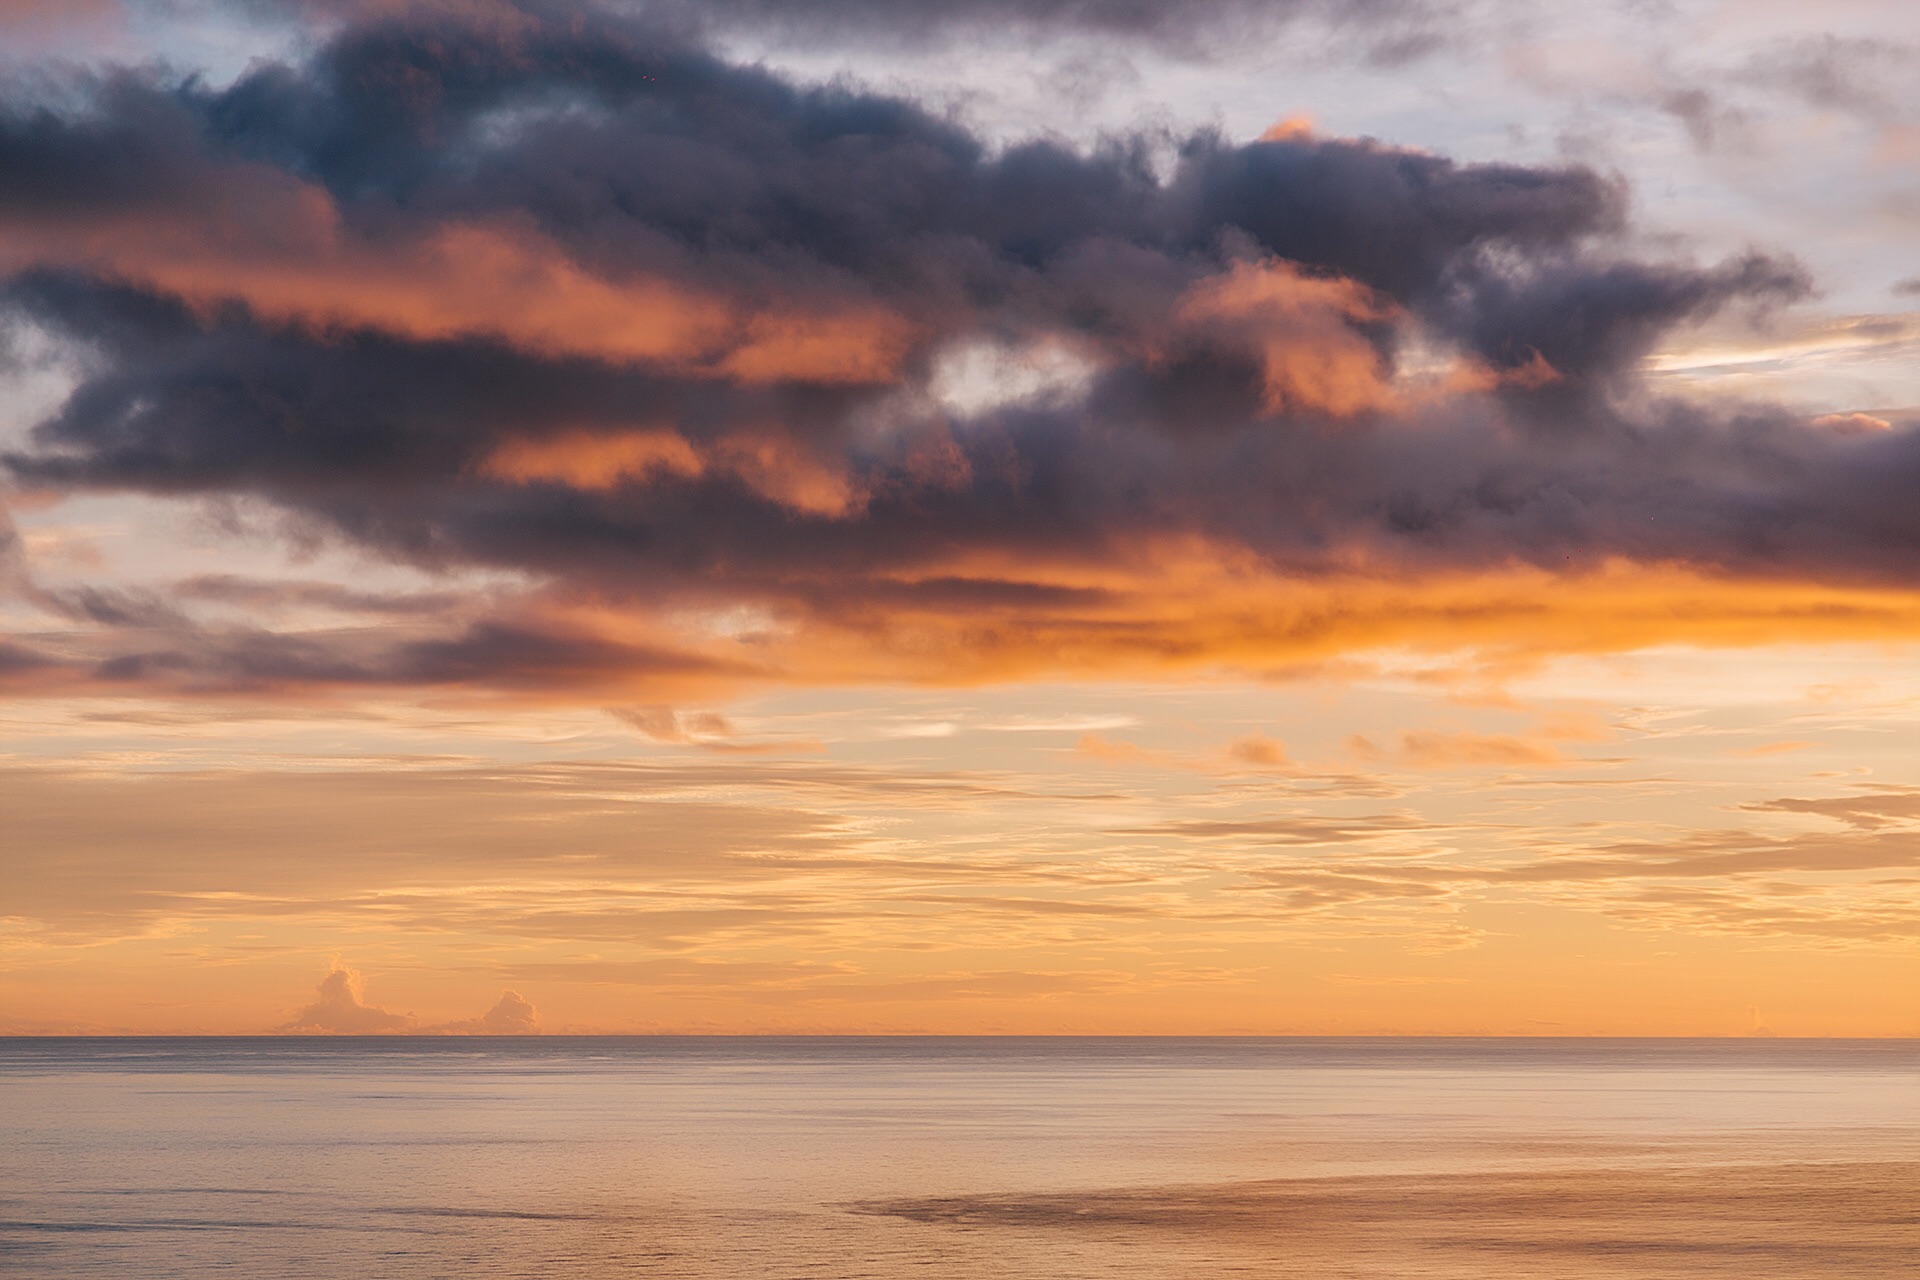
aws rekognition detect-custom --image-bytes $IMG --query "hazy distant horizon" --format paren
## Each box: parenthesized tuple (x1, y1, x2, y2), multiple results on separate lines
(5, 1032, 1915, 1040)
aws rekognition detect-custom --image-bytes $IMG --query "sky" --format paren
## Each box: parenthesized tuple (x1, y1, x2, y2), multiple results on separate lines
(1, 0, 1917, 1036)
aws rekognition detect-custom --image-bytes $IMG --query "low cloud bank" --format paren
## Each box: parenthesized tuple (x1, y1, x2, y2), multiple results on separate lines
(281, 968, 540, 1035)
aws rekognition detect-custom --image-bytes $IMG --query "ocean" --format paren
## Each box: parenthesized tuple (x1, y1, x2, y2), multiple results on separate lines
(1, 1037, 1914, 1278)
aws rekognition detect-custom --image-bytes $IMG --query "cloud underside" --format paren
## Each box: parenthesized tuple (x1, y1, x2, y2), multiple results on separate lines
(2, 1, 1917, 704)
(11, 564, 1920, 703)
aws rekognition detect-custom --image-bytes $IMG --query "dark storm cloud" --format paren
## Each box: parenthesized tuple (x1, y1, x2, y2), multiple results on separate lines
(0, 1, 1906, 695)
(0, 8, 1627, 338)
(1435, 250, 1808, 386)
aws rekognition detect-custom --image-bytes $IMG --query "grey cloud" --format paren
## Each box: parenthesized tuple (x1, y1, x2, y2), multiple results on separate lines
(618, 0, 1459, 61)
(1737, 35, 1920, 124)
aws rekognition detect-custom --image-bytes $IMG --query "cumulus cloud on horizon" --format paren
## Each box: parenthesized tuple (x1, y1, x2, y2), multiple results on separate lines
(280, 968, 414, 1034)
(281, 967, 540, 1035)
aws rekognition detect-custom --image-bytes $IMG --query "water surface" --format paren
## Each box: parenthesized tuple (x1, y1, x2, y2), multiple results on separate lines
(2, 1037, 1914, 1278)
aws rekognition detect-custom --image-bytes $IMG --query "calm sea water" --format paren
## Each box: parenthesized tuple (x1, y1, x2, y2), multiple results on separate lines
(1, 1038, 1914, 1278)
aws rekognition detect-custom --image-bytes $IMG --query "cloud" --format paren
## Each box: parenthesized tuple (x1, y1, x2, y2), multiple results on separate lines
(1343, 728, 1573, 768)
(1119, 812, 1422, 844)
(1744, 786, 1920, 829)
(0, 760, 861, 937)
(427, 989, 540, 1034)
(1395, 730, 1565, 768)
(611, 704, 824, 752)
(1227, 732, 1290, 767)
(1228, 823, 1920, 940)
(1734, 739, 1814, 757)
(1167, 259, 1400, 416)
(629, 0, 1456, 60)
(9, 750, 1920, 990)
(280, 966, 543, 1033)
(0, 0, 124, 58)
(0, 757, 1144, 951)
(1073, 731, 1180, 766)
(0, 0, 1911, 706)
(1812, 413, 1893, 435)
(505, 957, 859, 990)
(281, 966, 414, 1033)
(1736, 34, 1920, 125)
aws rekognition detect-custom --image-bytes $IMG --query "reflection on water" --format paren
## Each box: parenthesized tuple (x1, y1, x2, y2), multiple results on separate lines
(1, 1038, 1914, 1278)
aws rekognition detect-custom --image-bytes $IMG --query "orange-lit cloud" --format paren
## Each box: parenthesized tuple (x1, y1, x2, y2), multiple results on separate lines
(1171, 259, 1400, 416)
(1736, 739, 1815, 757)
(0, 204, 912, 382)
(481, 430, 706, 488)
(1259, 114, 1317, 142)
(1073, 731, 1178, 766)
(1813, 412, 1893, 435)
(1390, 730, 1566, 768)
(1227, 732, 1290, 767)
(735, 557, 1920, 690)
(11, 556, 1920, 706)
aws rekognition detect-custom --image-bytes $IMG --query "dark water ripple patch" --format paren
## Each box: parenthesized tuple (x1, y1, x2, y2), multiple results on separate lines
(855, 1161, 1920, 1275)
(376, 1207, 609, 1222)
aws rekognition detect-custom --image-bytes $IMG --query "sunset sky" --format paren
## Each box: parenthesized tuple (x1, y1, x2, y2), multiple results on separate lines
(2, 0, 1917, 1036)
